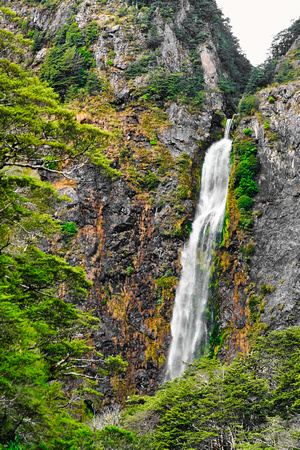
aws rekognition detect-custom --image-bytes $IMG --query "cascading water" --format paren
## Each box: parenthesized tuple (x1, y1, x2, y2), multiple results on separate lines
(165, 119, 232, 381)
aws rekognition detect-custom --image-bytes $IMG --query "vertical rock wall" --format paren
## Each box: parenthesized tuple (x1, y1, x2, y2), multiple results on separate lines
(217, 81, 300, 360)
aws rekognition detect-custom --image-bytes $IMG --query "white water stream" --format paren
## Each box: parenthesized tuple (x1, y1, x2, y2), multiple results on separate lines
(165, 120, 232, 381)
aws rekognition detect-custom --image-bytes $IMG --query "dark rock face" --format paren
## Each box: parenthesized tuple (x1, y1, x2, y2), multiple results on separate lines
(48, 89, 225, 398)
(55, 160, 193, 397)
(217, 81, 300, 358)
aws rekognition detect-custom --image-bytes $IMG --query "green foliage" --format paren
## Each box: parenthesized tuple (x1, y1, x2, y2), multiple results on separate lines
(268, 96, 275, 103)
(25, 0, 61, 10)
(176, 153, 191, 170)
(141, 170, 160, 191)
(270, 17, 300, 60)
(61, 221, 78, 237)
(0, 13, 124, 447)
(248, 294, 262, 319)
(146, 25, 164, 50)
(138, 68, 205, 106)
(260, 283, 275, 295)
(239, 94, 259, 116)
(99, 426, 137, 449)
(85, 21, 100, 44)
(84, 70, 102, 95)
(41, 21, 96, 99)
(237, 194, 253, 211)
(0, 9, 31, 56)
(31, 30, 46, 54)
(245, 59, 277, 94)
(245, 18, 300, 93)
(125, 53, 157, 79)
(233, 138, 259, 225)
(126, 266, 134, 276)
(121, 328, 300, 449)
(243, 128, 252, 136)
(127, 0, 251, 109)
(274, 60, 295, 83)
(106, 59, 113, 66)
(240, 240, 255, 261)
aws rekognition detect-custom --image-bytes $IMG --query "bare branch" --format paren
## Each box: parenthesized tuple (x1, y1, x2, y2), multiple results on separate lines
(63, 372, 99, 380)
(4, 162, 77, 180)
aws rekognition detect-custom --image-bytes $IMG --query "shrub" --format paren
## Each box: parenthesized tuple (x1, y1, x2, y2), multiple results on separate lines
(243, 129, 252, 136)
(32, 30, 46, 54)
(260, 283, 274, 295)
(85, 21, 100, 43)
(176, 153, 190, 170)
(126, 266, 134, 276)
(41, 22, 94, 99)
(240, 240, 255, 260)
(234, 155, 259, 186)
(268, 96, 275, 103)
(238, 94, 259, 115)
(237, 195, 253, 212)
(146, 26, 163, 49)
(249, 294, 261, 316)
(137, 68, 205, 106)
(125, 53, 157, 79)
(239, 217, 254, 230)
(164, 269, 173, 278)
(116, 5, 129, 18)
(106, 59, 113, 66)
(85, 71, 102, 95)
(274, 61, 294, 83)
(142, 170, 159, 191)
(61, 221, 78, 237)
(264, 121, 270, 130)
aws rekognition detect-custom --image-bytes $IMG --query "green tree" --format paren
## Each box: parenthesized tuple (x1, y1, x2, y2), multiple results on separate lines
(41, 21, 97, 99)
(121, 328, 300, 449)
(0, 9, 124, 448)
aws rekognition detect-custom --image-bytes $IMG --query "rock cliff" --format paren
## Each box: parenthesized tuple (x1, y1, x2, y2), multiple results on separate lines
(1, 0, 252, 398)
(216, 79, 300, 360)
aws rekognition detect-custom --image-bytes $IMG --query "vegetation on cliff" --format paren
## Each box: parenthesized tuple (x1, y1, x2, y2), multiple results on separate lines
(242, 17, 300, 97)
(1, 0, 300, 448)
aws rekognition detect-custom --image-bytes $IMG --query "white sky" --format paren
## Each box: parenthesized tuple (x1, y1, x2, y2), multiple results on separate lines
(216, 0, 300, 66)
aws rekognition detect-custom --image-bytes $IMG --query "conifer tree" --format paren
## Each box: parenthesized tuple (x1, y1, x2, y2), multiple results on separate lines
(0, 8, 124, 448)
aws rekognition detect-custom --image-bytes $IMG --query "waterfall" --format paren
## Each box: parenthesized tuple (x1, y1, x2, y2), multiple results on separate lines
(165, 119, 232, 381)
